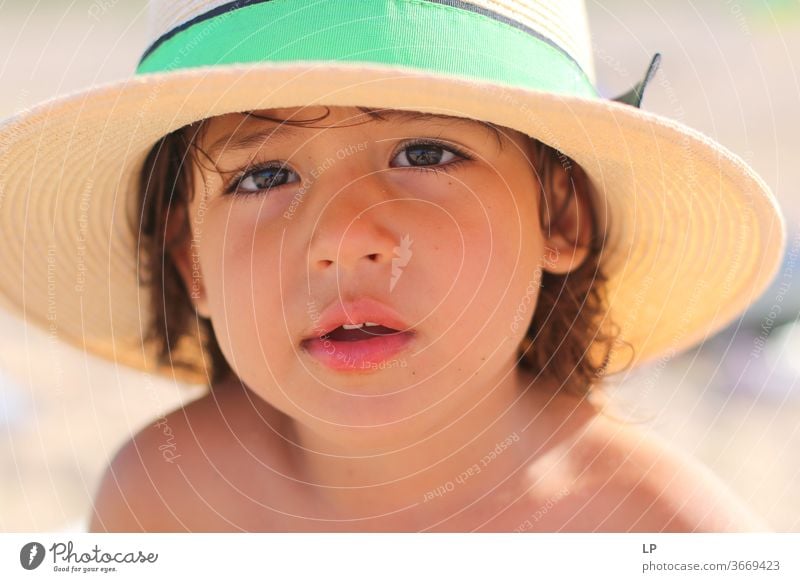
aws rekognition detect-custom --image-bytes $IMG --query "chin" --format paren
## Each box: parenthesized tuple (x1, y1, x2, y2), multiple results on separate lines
(290, 384, 450, 442)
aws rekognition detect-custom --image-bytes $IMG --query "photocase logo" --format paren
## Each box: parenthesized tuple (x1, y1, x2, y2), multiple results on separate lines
(390, 234, 413, 292)
(19, 542, 46, 570)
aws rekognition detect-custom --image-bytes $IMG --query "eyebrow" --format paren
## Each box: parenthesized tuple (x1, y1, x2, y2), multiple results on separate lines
(204, 110, 503, 158)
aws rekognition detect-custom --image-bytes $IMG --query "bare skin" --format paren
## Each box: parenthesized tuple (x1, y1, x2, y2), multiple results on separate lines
(89, 372, 767, 532)
(89, 106, 767, 532)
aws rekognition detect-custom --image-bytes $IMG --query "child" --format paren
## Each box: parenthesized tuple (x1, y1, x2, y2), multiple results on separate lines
(0, 0, 785, 532)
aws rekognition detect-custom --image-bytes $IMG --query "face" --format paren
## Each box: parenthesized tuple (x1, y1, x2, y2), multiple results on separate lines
(173, 106, 583, 447)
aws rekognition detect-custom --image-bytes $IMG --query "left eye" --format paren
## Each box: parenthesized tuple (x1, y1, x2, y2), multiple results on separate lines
(234, 164, 299, 194)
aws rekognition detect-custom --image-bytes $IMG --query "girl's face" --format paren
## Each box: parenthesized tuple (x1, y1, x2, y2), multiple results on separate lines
(175, 106, 582, 446)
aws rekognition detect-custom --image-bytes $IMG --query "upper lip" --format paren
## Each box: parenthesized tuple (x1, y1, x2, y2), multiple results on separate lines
(302, 297, 414, 341)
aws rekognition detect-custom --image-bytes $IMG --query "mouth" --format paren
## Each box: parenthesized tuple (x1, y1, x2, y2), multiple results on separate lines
(300, 298, 416, 371)
(319, 322, 404, 342)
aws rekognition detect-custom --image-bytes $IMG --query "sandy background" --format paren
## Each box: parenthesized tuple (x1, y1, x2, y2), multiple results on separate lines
(1, 0, 798, 532)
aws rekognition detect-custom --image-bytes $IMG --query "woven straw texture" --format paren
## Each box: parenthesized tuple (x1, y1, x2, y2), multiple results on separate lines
(0, 1, 785, 384)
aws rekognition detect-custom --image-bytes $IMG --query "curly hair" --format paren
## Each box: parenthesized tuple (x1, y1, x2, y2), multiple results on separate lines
(136, 107, 622, 394)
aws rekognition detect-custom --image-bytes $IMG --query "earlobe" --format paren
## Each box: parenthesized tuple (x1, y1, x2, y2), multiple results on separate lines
(540, 241, 589, 275)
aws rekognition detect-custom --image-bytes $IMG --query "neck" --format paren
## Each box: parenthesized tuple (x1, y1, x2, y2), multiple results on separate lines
(283, 361, 592, 530)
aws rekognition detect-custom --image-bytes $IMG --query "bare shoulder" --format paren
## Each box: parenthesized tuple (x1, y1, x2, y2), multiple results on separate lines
(88, 382, 293, 532)
(88, 392, 211, 532)
(569, 412, 770, 532)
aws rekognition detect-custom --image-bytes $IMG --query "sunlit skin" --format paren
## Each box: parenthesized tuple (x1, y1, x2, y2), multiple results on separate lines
(89, 106, 769, 532)
(175, 105, 586, 523)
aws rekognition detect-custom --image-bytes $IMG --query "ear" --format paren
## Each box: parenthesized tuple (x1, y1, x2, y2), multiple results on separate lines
(539, 159, 593, 275)
(166, 204, 211, 318)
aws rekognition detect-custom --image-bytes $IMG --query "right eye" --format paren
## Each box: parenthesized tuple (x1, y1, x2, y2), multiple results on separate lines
(231, 163, 299, 195)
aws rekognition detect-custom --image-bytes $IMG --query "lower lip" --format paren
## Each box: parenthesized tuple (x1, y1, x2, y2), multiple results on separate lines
(301, 332, 415, 371)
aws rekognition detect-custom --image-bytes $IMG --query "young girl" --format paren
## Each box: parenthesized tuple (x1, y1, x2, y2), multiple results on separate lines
(0, 0, 785, 532)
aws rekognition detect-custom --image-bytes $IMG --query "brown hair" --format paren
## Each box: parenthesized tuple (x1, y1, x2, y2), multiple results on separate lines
(136, 107, 621, 394)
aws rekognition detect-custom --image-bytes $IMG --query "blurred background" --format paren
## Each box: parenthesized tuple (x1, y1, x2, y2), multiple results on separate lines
(1, 0, 798, 532)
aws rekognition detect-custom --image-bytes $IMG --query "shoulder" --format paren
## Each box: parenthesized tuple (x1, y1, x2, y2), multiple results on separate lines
(88, 394, 207, 532)
(569, 413, 769, 532)
(89, 382, 292, 532)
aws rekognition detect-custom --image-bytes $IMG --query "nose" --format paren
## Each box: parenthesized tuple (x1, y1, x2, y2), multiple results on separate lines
(307, 173, 400, 273)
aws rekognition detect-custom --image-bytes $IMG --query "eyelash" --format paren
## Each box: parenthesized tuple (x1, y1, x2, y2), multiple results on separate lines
(225, 139, 472, 196)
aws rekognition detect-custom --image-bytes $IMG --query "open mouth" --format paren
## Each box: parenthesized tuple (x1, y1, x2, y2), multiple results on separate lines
(302, 324, 415, 372)
(321, 324, 401, 342)
(299, 298, 416, 371)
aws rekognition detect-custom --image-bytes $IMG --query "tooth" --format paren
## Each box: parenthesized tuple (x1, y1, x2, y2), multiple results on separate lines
(364, 322, 380, 327)
(342, 323, 365, 330)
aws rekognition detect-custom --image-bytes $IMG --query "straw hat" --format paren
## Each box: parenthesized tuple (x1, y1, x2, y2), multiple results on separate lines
(0, 0, 786, 384)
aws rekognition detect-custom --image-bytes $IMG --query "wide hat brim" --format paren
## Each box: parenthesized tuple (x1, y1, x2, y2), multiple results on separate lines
(0, 61, 786, 384)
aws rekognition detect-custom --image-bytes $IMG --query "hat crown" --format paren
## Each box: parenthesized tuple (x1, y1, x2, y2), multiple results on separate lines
(145, 0, 596, 83)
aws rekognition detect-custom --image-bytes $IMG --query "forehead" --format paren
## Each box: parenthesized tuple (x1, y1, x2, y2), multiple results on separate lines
(198, 106, 526, 155)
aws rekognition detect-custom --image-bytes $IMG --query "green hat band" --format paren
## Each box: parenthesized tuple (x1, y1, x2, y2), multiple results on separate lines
(137, 0, 599, 99)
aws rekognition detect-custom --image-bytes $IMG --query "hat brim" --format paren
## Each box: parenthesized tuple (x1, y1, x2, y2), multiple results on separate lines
(0, 61, 786, 384)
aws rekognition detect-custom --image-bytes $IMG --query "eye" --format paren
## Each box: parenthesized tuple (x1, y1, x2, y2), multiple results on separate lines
(391, 139, 470, 170)
(229, 163, 299, 195)
(226, 139, 470, 196)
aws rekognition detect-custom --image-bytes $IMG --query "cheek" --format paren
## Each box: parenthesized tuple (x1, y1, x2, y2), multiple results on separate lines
(196, 206, 289, 369)
(503, 178, 546, 333)
(442, 173, 543, 346)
